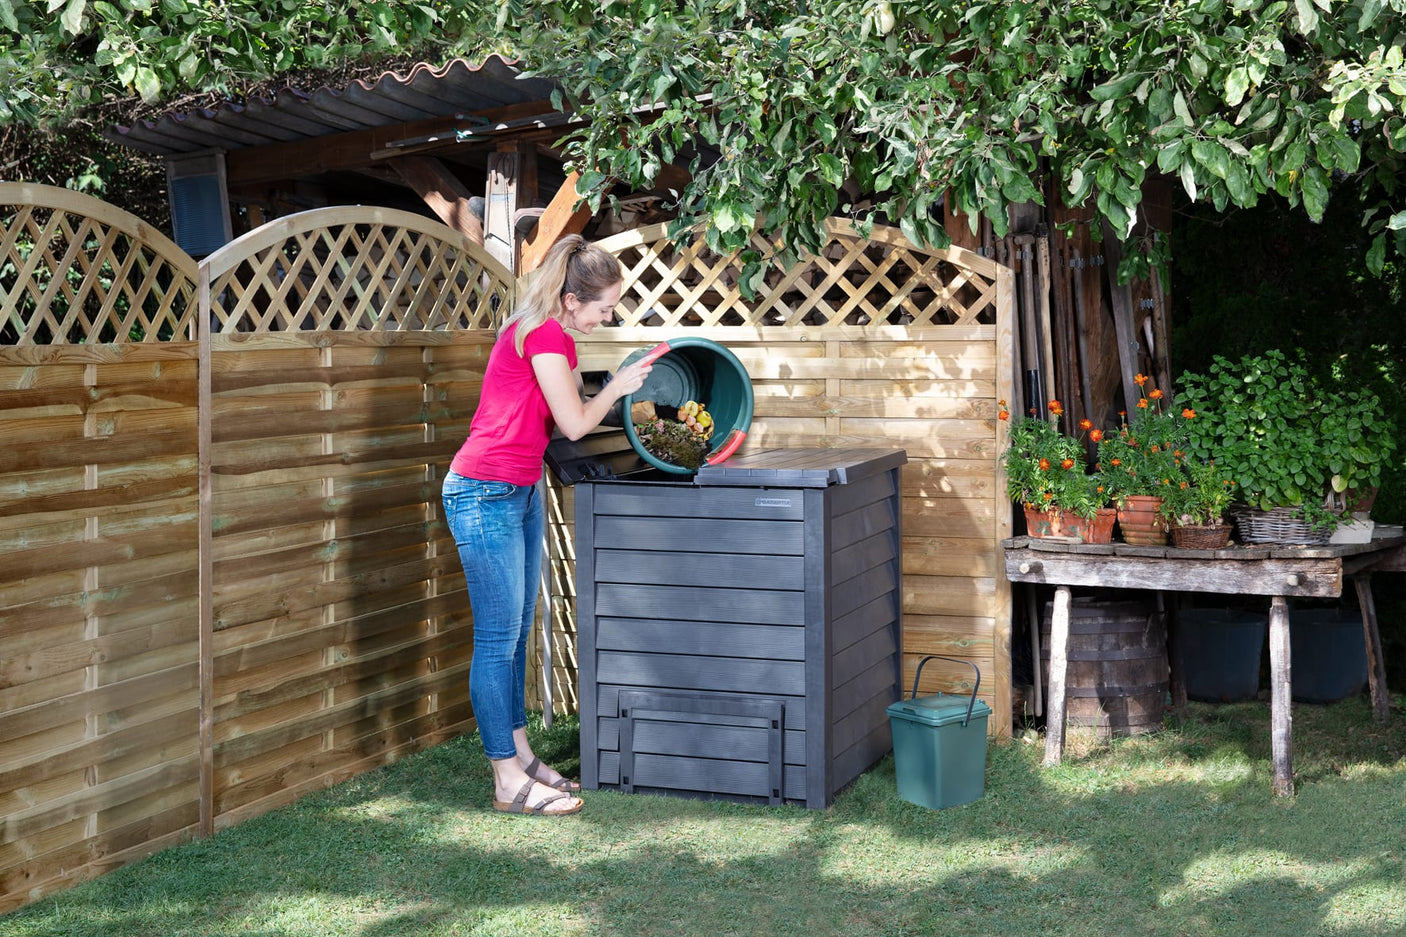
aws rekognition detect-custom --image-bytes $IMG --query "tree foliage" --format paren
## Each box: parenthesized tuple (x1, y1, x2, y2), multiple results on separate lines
(8, 0, 1406, 281)
(499, 0, 1406, 282)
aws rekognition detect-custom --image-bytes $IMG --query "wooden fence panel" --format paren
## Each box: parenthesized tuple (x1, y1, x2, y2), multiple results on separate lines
(1, 182, 203, 911)
(0, 344, 202, 907)
(201, 206, 510, 830)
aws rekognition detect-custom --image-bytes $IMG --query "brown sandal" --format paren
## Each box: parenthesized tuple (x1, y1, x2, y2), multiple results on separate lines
(492, 779, 582, 817)
(524, 755, 581, 792)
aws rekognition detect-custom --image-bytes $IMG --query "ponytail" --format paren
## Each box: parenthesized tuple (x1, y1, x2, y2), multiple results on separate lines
(501, 234, 624, 355)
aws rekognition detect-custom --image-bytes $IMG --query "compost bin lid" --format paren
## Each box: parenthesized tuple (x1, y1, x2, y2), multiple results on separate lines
(887, 693, 993, 728)
(543, 427, 655, 484)
(693, 447, 906, 488)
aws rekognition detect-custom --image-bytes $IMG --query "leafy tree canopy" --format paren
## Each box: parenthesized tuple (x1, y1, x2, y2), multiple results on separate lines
(7, 0, 1406, 282)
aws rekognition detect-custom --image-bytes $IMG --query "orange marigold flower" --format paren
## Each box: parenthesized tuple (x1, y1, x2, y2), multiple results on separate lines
(1096, 485, 1105, 493)
(1110, 458, 1122, 466)
(1182, 408, 1197, 419)
(1089, 429, 1104, 443)
(1136, 398, 1149, 409)
(1134, 373, 1149, 386)
(1149, 388, 1164, 399)
(998, 409, 1010, 421)
(1038, 458, 1050, 471)
(1180, 481, 1189, 489)
(1048, 400, 1064, 416)
(1079, 418, 1093, 431)
(1041, 491, 1054, 502)
(998, 399, 1007, 407)
(1060, 458, 1075, 470)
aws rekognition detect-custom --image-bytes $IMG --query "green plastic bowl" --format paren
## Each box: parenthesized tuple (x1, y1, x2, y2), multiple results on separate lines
(620, 337, 754, 474)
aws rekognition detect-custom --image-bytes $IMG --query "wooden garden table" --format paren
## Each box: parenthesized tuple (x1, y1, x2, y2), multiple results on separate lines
(1002, 531, 1406, 797)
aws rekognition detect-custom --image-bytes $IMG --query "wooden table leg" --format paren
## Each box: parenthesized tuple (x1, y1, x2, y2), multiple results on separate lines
(1268, 595, 1294, 798)
(1352, 573, 1392, 724)
(1043, 585, 1072, 767)
(1162, 592, 1187, 712)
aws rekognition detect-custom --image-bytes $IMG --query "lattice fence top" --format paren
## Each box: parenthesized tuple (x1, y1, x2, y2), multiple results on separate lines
(0, 182, 199, 345)
(204, 206, 513, 334)
(596, 219, 1002, 329)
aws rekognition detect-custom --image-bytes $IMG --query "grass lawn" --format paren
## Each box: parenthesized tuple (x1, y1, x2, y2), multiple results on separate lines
(2, 697, 1404, 937)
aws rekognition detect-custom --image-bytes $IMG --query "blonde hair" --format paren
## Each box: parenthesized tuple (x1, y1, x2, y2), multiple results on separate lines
(501, 234, 623, 355)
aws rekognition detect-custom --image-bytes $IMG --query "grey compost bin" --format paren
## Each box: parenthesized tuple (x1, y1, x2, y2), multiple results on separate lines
(551, 438, 907, 808)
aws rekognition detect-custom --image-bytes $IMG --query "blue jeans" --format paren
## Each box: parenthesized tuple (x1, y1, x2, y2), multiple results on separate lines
(442, 471, 544, 761)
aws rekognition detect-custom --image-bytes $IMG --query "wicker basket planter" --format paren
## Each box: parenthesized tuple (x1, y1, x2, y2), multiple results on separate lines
(1229, 504, 1331, 545)
(1170, 522, 1233, 550)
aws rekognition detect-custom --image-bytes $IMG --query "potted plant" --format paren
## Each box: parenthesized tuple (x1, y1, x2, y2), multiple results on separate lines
(1095, 376, 1185, 544)
(1000, 399, 1114, 542)
(1162, 457, 1238, 548)
(1177, 349, 1397, 543)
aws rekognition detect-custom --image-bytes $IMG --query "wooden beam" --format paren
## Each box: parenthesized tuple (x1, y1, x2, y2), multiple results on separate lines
(484, 148, 519, 272)
(519, 171, 596, 275)
(1101, 219, 1141, 415)
(390, 156, 484, 244)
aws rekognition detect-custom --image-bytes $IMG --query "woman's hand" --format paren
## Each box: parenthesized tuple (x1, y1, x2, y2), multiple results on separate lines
(608, 358, 653, 399)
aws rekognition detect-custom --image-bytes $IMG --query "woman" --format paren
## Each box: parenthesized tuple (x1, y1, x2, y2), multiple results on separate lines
(443, 234, 652, 817)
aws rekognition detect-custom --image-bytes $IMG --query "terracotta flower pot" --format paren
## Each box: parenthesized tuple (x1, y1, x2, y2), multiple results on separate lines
(1023, 505, 1116, 544)
(1117, 495, 1167, 545)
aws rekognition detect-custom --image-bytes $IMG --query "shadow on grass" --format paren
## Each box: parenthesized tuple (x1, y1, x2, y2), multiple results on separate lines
(3, 699, 1403, 937)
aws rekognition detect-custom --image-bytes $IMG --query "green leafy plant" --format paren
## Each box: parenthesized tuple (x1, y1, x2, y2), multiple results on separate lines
(1161, 458, 1238, 527)
(1095, 376, 1186, 513)
(1177, 349, 1397, 528)
(1000, 399, 1108, 519)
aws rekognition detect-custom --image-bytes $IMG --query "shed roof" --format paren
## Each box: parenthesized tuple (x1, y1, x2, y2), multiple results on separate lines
(106, 55, 560, 157)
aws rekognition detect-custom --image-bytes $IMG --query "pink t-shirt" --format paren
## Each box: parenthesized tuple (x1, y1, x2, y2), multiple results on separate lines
(450, 319, 576, 485)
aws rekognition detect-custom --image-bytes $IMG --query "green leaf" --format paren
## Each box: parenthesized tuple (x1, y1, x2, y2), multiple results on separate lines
(1225, 160, 1252, 204)
(1090, 71, 1143, 102)
(1300, 165, 1329, 221)
(1179, 160, 1198, 202)
(1293, 0, 1318, 33)
(1366, 233, 1386, 275)
(815, 153, 846, 188)
(1192, 139, 1231, 180)
(1225, 66, 1250, 107)
(1173, 90, 1193, 126)
(713, 200, 746, 234)
(60, 0, 85, 33)
(813, 112, 838, 145)
(134, 65, 161, 102)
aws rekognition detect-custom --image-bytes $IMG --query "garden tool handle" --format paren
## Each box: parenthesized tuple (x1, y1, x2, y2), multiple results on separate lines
(911, 654, 982, 727)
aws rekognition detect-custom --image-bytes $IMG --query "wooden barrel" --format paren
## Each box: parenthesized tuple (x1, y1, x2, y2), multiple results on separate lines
(1040, 596, 1168, 737)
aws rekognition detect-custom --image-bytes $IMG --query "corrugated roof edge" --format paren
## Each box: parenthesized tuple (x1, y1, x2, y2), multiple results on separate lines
(106, 54, 561, 157)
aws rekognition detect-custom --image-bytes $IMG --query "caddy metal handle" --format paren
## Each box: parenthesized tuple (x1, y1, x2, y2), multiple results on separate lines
(910, 654, 982, 727)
